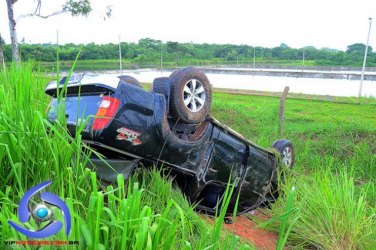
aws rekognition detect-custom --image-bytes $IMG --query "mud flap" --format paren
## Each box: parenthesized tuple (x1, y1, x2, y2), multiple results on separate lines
(87, 158, 139, 184)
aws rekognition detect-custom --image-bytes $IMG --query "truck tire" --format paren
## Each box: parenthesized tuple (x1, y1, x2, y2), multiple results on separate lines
(169, 67, 212, 124)
(168, 67, 185, 80)
(272, 139, 295, 168)
(263, 140, 295, 205)
(118, 75, 142, 88)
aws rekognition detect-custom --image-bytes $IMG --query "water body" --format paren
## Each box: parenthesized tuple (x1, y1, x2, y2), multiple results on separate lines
(96, 69, 376, 98)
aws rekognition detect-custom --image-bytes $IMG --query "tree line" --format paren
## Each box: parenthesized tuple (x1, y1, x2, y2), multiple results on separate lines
(1, 38, 376, 67)
(2, 0, 110, 68)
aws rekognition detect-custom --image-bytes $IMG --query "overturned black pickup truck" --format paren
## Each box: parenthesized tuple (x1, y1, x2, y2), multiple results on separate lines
(45, 68, 295, 214)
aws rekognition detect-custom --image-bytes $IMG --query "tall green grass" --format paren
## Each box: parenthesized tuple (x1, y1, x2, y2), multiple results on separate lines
(267, 168, 375, 249)
(0, 64, 253, 249)
(258, 186, 299, 250)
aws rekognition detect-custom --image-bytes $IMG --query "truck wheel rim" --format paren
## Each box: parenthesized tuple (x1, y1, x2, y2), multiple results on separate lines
(282, 147, 293, 167)
(182, 79, 206, 112)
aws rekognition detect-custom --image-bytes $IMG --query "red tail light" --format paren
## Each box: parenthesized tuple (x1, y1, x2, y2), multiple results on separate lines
(92, 96, 120, 131)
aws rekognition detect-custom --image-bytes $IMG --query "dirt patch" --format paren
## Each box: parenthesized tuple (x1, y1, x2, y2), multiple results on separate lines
(204, 212, 279, 249)
(225, 214, 279, 250)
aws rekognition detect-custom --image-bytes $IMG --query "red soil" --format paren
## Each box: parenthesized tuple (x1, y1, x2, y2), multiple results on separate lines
(224, 214, 279, 250)
(204, 210, 279, 249)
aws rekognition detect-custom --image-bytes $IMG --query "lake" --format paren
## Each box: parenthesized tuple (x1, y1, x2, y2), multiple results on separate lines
(97, 69, 376, 98)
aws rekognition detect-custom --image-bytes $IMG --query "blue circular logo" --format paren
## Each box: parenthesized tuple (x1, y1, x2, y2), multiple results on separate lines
(36, 208, 48, 218)
(8, 181, 71, 238)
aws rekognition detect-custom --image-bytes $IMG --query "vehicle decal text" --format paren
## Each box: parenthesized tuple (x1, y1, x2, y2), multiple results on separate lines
(116, 127, 142, 145)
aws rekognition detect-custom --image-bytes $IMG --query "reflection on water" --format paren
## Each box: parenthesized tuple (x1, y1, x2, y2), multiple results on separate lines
(100, 69, 376, 98)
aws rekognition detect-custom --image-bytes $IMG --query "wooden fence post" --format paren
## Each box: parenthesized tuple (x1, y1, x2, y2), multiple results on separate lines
(279, 86, 290, 137)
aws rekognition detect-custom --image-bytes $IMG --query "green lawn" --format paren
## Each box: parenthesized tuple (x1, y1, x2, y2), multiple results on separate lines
(212, 93, 376, 178)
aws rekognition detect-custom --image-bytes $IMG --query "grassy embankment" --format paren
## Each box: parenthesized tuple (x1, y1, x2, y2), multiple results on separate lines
(0, 65, 375, 249)
(0, 65, 253, 249)
(212, 92, 376, 249)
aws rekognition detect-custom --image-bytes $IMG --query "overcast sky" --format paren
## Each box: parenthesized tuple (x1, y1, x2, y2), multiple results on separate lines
(1, 0, 375, 50)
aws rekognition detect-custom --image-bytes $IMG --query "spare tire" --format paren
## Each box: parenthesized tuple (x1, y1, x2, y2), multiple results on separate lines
(118, 75, 142, 88)
(168, 67, 186, 81)
(169, 67, 212, 123)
